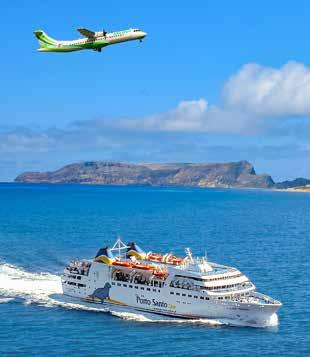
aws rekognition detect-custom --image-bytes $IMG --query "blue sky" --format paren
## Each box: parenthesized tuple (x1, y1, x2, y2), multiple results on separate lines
(1, 0, 310, 181)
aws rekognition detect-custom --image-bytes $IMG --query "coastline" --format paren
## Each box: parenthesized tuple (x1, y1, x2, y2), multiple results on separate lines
(273, 187, 310, 193)
(2, 181, 310, 194)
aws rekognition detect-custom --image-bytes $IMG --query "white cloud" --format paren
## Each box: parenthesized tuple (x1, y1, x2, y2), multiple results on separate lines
(87, 61, 310, 134)
(0, 127, 123, 153)
(0, 129, 56, 152)
(120, 99, 209, 131)
(113, 99, 260, 134)
(223, 61, 310, 117)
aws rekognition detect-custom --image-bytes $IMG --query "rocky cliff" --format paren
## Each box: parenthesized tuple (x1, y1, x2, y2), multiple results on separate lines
(15, 160, 275, 188)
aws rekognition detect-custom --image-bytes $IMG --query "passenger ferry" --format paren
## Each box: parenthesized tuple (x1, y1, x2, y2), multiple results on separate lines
(61, 239, 282, 325)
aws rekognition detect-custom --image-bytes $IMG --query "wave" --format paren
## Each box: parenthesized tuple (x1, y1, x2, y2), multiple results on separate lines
(0, 297, 15, 304)
(110, 309, 278, 328)
(0, 263, 278, 328)
(0, 263, 105, 311)
(110, 310, 224, 326)
(0, 262, 62, 303)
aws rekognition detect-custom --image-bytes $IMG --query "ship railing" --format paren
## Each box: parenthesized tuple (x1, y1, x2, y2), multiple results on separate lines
(65, 260, 91, 276)
(250, 291, 282, 305)
(206, 283, 254, 294)
(230, 291, 282, 306)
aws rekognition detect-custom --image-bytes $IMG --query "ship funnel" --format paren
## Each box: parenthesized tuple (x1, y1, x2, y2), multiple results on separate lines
(126, 242, 146, 260)
(95, 246, 115, 264)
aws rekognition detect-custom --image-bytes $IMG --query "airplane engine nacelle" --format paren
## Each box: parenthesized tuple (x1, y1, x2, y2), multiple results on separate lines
(95, 31, 107, 37)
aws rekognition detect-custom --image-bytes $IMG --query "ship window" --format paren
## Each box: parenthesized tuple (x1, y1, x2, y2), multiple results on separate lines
(141, 287, 144, 290)
(117, 283, 121, 286)
(188, 295, 192, 297)
(77, 276, 81, 280)
(135, 286, 138, 289)
(200, 297, 204, 300)
(170, 292, 174, 295)
(158, 290, 161, 293)
(182, 294, 186, 297)
(147, 288, 150, 291)
(129, 285, 133, 288)
(194, 296, 198, 299)
(78, 283, 86, 287)
(123, 284, 127, 287)
(176, 293, 180, 296)
(153, 289, 156, 292)
(205, 297, 209, 300)
(112, 282, 115, 285)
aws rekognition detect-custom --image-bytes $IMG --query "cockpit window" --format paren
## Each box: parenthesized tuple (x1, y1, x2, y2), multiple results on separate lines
(133, 29, 141, 32)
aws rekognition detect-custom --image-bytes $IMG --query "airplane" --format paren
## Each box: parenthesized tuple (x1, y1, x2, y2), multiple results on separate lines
(34, 27, 147, 53)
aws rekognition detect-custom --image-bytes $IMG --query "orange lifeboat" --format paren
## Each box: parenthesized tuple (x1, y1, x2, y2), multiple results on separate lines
(146, 251, 184, 265)
(132, 263, 153, 271)
(112, 260, 132, 268)
(167, 256, 184, 265)
(146, 252, 164, 262)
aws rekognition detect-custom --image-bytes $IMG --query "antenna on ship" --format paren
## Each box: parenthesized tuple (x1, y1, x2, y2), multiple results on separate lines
(116, 234, 122, 258)
(111, 234, 128, 259)
(185, 247, 194, 263)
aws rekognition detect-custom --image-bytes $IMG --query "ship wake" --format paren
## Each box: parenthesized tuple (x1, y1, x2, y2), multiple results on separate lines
(0, 263, 278, 328)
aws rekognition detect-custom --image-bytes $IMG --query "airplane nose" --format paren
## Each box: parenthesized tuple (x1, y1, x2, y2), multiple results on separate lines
(141, 31, 147, 38)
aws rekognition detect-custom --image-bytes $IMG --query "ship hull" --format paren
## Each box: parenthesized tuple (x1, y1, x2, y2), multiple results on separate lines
(61, 290, 279, 326)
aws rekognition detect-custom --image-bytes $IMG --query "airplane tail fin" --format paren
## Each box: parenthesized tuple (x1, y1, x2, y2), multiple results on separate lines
(34, 30, 58, 50)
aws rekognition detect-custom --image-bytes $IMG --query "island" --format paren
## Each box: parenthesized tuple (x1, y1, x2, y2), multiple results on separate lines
(15, 160, 276, 188)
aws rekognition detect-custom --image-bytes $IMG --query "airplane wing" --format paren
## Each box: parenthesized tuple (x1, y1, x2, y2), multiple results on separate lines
(77, 28, 96, 38)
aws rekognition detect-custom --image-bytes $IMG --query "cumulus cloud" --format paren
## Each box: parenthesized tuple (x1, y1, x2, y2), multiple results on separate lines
(73, 61, 310, 135)
(73, 99, 210, 132)
(223, 61, 310, 117)
(119, 99, 210, 131)
(74, 99, 258, 134)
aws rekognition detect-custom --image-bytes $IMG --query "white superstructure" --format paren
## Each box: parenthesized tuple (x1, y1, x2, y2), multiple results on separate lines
(61, 239, 281, 325)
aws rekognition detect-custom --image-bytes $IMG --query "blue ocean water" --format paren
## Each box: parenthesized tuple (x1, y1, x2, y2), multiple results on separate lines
(0, 183, 309, 356)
